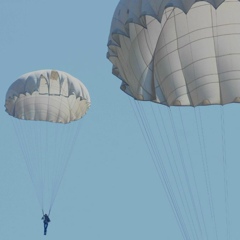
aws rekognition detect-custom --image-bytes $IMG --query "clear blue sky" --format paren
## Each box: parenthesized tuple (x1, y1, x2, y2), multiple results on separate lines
(0, 1, 239, 240)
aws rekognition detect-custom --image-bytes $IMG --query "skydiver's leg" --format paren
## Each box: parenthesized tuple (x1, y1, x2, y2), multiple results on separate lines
(44, 223, 48, 235)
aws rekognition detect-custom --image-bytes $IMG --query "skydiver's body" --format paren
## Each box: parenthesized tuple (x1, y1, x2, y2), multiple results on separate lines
(42, 214, 51, 235)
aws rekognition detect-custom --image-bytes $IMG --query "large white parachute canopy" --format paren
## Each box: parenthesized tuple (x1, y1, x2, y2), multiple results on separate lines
(107, 1, 240, 239)
(5, 70, 90, 214)
(107, 0, 240, 106)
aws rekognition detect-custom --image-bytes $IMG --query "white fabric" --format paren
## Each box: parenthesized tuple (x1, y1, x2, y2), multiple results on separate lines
(107, 0, 240, 106)
(5, 70, 91, 123)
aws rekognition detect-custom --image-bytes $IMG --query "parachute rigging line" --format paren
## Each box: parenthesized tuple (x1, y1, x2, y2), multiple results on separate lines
(168, 107, 204, 240)
(178, 107, 208, 239)
(154, 106, 199, 240)
(49, 120, 83, 213)
(131, 99, 193, 240)
(130, 98, 230, 240)
(195, 108, 219, 240)
(220, 106, 230, 240)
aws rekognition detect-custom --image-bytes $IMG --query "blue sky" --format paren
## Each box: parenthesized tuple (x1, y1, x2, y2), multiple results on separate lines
(1, 1, 240, 240)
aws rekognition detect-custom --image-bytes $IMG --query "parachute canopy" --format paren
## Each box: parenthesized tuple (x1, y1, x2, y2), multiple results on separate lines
(5, 70, 90, 213)
(107, 0, 240, 106)
(5, 70, 90, 123)
(107, 1, 240, 239)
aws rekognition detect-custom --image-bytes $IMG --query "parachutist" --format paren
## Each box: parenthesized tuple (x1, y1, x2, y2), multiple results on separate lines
(5, 70, 90, 236)
(42, 214, 51, 235)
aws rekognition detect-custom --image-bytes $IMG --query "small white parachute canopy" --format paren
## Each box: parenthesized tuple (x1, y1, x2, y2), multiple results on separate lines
(5, 70, 91, 123)
(5, 69, 91, 213)
(107, 0, 240, 106)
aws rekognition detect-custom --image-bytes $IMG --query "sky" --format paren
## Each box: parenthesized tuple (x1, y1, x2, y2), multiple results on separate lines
(1, 1, 240, 240)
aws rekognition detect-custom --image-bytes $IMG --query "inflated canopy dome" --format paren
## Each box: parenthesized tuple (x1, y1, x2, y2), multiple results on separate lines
(5, 70, 91, 123)
(107, 0, 240, 106)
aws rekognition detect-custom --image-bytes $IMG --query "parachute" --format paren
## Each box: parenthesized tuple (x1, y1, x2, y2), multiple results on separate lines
(107, 0, 240, 239)
(5, 70, 90, 214)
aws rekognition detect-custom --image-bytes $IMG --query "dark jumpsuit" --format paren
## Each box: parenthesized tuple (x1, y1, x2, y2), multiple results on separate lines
(42, 214, 50, 235)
